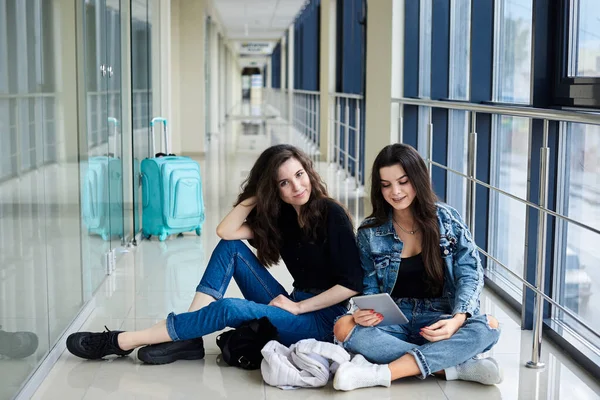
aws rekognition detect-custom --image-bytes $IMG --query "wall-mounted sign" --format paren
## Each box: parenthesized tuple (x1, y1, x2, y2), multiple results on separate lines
(237, 41, 274, 55)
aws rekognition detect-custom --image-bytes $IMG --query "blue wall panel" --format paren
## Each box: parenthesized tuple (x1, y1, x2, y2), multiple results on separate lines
(271, 43, 281, 88)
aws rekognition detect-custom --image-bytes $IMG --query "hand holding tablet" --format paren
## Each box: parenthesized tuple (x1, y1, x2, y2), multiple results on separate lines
(352, 293, 409, 326)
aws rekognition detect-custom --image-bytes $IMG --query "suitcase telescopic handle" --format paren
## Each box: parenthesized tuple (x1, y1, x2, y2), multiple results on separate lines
(150, 117, 169, 156)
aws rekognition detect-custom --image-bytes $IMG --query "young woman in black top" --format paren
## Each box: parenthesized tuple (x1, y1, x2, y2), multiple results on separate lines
(67, 145, 363, 364)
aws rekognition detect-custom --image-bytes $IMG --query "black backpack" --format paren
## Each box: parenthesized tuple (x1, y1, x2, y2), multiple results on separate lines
(216, 317, 279, 370)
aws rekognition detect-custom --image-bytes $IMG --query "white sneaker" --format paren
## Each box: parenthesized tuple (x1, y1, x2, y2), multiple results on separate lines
(445, 357, 503, 385)
(333, 360, 391, 391)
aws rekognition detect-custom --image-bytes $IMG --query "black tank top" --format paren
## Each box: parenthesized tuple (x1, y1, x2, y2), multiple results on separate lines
(391, 253, 441, 298)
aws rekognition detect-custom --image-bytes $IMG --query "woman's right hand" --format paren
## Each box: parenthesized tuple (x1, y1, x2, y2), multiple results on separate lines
(353, 308, 384, 327)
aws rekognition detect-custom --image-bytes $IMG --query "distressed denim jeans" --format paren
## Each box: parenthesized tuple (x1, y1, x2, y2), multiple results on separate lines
(339, 298, 500, 378)
(166, 240, 348, 346)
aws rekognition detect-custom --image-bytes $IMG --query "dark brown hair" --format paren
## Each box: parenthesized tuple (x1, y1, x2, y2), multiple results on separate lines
(362, 143, 443, 293)
(235, 145, 330, 266)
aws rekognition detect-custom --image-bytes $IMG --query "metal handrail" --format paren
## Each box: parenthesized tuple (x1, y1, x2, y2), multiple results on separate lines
(293, 89, 320, 95)
(428, 160, 600, 236)
(392, 96, 600, 369)
(478, 248, 599, 339)
(0, 93, 55, 99)
(331, 92, 364, 100)
(328, 94, 365, 187)
(391, 97, 600, 125)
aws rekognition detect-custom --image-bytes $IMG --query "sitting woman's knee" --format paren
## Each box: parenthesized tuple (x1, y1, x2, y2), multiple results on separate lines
(333, 315, 356, 342)
(486, 315, 499, 329)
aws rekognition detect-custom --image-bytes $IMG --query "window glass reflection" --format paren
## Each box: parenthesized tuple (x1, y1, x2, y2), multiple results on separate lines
(493, 0, 533, 104)
(555, 122, 600, 349)
(488, 116, 530, 299)
(572, 0, 600, 77)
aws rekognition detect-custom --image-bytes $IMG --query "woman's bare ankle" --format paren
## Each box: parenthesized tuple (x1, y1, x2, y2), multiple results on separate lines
(117, 332, 136, 351)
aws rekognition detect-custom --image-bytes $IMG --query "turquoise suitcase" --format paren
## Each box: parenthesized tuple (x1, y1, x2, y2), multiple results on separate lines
(141, 117, 204, 241)
(82, 155, 124, 241)
(82, 117, 124, 241)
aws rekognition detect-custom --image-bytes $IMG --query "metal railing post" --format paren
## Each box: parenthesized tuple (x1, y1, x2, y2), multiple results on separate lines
(344, 99, 350, 179)
(526, 119, 551, 369)
(328, 95, 334, 164)
(399, 104, 404, 144)
(427, 107, 433, 178)
(336, 97, 341, 171)
(355, 100, 361, 189)
(316, 95, 321, 161)
(304, 95, 308, 152)
(468, 111, 477, 234)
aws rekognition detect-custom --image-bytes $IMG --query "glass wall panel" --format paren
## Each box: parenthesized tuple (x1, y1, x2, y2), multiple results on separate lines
(81, 0, 112, 300)
(489, 0, 533, 301)
(205, 17, 212, 145)
(131, 0, 152, 236)
(569, 0, 600, 77)
(555, 121, 600, 350)
(488, 116, 530, 300)
(493, 0, 533, 104)
(0, 1, 83, 398)
(446, 0, 471, 216)
(417, 0, 432, 157)
(446, 110, 468, 216)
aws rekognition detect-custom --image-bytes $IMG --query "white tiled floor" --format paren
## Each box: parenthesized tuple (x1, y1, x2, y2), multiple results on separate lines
(31, 122, 600, 399)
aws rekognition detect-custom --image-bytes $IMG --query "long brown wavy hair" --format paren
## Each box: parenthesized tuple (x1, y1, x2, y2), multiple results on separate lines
(362, 144, 444, 293)
(235, 145, 330, 266)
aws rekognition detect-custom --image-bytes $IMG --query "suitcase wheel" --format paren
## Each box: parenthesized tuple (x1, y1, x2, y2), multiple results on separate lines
(195, 228, 201, 236)
(143, 234, 151, 240)
(159, 233, 168, 242)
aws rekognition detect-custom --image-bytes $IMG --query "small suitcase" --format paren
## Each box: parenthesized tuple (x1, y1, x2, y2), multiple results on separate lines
(141, 117, 205, 241)
(82, 118, 124, 241)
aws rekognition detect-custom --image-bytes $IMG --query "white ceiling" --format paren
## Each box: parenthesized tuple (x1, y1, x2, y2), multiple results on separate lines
(212, 0, 306, 41)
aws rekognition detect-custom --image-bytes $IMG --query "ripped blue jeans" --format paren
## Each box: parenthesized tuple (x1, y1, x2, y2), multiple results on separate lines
(165, 240, 348, 346)
(339, 298, 500, 378)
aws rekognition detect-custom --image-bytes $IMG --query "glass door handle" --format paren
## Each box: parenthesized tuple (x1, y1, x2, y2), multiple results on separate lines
(107, 66, 113, 77)
(100, 64, 107, 76)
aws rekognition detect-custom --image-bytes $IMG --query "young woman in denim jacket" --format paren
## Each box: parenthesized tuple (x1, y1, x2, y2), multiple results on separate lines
(67, 145, 363, 364)
(332, 143, 502, 391)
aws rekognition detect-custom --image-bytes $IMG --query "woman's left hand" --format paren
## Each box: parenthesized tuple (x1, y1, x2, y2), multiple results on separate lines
(420, 314, 466, 342)
(269, 295, 302, 315)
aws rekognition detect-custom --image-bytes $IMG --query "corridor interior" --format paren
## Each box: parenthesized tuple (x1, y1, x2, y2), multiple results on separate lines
(28, 120, 600, 400)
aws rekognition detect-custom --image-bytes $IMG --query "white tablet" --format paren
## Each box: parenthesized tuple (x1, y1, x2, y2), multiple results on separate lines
(352, 293, 409, 326)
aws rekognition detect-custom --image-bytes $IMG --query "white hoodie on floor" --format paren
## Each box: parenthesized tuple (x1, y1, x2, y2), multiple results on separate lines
(260, 339, 351, 389)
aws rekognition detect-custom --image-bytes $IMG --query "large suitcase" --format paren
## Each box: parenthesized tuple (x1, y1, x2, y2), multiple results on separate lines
(82, 118, 124, 241)
(141, 117, 205, 241)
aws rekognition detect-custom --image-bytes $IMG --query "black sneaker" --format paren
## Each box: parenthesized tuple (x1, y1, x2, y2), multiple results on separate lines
(66, 326, 133, 360)
(137, 337, 205, 365)
(0, 327, 39, 359)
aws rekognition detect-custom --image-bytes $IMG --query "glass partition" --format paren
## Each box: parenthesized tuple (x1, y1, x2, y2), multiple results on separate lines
(0, 1, 83, 398)
(80, 0, 124, 300)
(131, 0, 157, 238)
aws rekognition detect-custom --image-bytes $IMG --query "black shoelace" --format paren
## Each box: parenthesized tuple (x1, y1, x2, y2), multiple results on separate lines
(81, 326, 112, 353)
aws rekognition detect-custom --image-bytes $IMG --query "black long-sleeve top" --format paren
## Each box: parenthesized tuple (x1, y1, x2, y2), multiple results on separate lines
(276, 199, 363, 293)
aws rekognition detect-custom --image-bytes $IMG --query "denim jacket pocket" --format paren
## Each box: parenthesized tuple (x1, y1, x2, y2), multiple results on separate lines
(373, 255, 391, 292)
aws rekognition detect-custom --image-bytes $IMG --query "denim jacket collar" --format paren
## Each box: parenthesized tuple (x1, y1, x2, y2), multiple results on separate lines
(374, 212, 396, 237)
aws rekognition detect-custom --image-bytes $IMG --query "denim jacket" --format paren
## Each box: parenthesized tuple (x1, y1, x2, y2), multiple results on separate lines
(356, 203, 484, 317)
